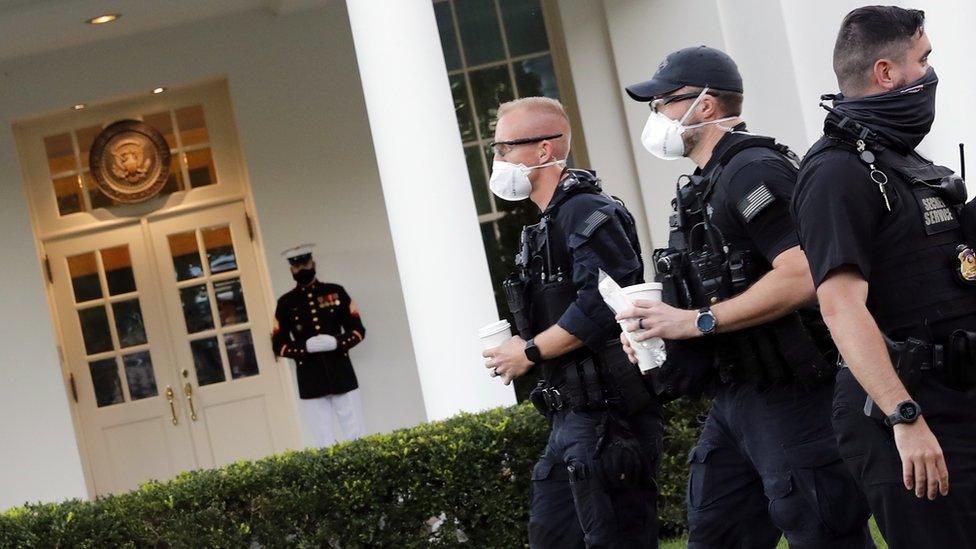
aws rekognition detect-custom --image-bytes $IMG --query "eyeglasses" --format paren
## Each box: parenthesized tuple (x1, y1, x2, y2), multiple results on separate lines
(489, 133, 563, 157)
(648, 90, 719, 114)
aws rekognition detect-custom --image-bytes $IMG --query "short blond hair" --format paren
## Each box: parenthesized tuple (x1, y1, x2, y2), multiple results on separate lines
(496, 97, 572, 158)
(497, 96, 569, 122)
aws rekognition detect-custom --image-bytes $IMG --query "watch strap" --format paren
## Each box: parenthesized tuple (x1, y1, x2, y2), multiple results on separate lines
(524, 338, 543, 364)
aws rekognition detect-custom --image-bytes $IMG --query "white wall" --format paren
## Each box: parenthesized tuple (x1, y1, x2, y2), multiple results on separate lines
(0, 3, 427, 509)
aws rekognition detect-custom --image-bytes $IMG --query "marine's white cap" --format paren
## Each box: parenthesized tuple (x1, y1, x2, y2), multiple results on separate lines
(281, 243, 315, 265)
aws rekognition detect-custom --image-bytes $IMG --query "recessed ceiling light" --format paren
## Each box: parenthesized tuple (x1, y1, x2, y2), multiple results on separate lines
(86, 13, 120, 25)
(152, 87, 167, 95)
(72, 104, 86, 111)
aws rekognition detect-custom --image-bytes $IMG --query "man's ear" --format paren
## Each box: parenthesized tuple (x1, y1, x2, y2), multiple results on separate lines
(872, 59, 897, 90)
(700, 95, 720, 120)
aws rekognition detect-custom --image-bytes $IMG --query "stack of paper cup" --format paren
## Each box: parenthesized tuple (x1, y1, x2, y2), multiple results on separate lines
(479, 320, 512, 351)
(621, 283, 667, 371)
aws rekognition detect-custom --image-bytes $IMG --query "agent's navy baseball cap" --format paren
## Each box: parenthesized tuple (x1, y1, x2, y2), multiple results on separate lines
(626, 45, 743, 101)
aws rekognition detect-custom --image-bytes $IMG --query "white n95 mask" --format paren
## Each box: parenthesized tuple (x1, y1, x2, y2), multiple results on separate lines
(489, 159, 566, 201)
(640, 87, 736, 160)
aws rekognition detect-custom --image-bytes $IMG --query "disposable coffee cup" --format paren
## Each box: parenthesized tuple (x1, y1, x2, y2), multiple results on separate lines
(621, 282, 663, 303)
(479, 320, 512, 350)
(620, 283, 666, 371)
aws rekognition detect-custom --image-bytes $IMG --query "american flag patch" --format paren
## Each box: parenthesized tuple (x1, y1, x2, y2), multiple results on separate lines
(737, 184, 776, 223)
(580, 209, 609, 238)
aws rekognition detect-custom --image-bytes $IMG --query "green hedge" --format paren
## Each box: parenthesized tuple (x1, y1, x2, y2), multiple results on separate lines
(0, 401, 708, 548)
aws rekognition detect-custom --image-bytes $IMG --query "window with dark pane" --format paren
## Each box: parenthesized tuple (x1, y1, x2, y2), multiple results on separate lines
(514, 55, 559, 99)
(202, 226, 237, 274)
(434, 1, 462, 71)
(168, 231, 203, 280)
(469, 66, 514, 138)
(190, 337, 225, 386)
(214, 278, 248, 326)
(455, 0, 505, 66)
(101, 246, 137, 295)
(113, 299, 147, 348)
(123, 351, 158, 400)
(78, 306, 113, 355)
(225, 331, 259, 379)
(450, 74, 476, 142)
(465, 145, 491, 215)
(180, 284, 214, 333)
(89, 358, 124, 407)
(499, 0, 549, 56)
(68, 252, 101, 302)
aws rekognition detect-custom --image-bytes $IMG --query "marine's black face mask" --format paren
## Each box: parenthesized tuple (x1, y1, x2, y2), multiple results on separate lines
(292, 267, 316, 286)
(832, 67, 938, 152)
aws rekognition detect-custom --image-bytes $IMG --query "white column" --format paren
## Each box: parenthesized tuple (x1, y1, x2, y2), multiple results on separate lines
(346, 0, 516, 420)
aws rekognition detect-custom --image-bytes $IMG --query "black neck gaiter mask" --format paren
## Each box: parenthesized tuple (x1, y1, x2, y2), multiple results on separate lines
(292, 268, 316, 286)
(831, 67, 938, 152)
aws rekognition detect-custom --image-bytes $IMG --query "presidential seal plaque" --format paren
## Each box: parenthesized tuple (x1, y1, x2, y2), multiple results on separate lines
(89, 119, 171, 204)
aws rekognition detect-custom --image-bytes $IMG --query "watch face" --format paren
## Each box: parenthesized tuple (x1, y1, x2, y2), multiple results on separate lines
(899, 402, 919, 421)
(696, 313, 716, 332)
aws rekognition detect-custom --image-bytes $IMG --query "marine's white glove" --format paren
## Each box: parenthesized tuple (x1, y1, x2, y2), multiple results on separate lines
(305, 334, 338, 353)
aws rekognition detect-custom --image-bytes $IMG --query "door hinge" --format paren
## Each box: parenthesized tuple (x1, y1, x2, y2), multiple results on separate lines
(44, 255, 53, 284)
(69, 372, 78, 403)
(245, 214, 255, 241)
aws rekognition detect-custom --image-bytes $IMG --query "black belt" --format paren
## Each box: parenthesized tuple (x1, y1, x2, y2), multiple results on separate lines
(838, 337, 946, 372)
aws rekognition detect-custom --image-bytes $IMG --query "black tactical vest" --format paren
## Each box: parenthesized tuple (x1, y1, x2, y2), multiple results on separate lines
(805, 138, 976, 338)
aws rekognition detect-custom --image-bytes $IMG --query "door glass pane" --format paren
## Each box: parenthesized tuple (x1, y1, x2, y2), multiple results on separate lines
(142, 111, 177, 149)
(123, 351, 158, 400)
(191, 337, 225, 386)
(434, 1, 461, 71)
(214, 278, 248, 326)
(79, 306, 113, 355)
(113, 299, 147, 348)
(168, 231, 203, 280)
(499, 0, 549, 56)
(176, 106, 209, 146)
(514, 55, 559, 99)
(180, 284, 214, 333)
(68, 252, 101, 302)
(469, 65, 514, 138)
(76, 125, 103, 168)
(44, 133, 75, 175)
(202, 226, 237, 274)
(225, 331, 259, 379)
(101, 246, 137, 295)
(184, 148, 217, 187)
(456, 0, 504, 66)
(89, 358, 124, 407)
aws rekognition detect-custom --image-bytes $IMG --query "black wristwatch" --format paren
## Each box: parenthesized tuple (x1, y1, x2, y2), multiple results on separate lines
(885, 400, 922, 426)
(524, 338, 543, 365)
(695, 307, 718, 335)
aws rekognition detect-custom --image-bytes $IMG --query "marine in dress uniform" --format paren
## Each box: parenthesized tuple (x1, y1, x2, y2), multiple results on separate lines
(273, 244, 366, 446)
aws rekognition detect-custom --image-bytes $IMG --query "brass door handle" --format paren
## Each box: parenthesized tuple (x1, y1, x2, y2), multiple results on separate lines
(165, 386, 178, 425)
(184, 382, 198, 421)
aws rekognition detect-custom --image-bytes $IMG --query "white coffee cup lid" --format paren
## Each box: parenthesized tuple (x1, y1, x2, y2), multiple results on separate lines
(622, 282, 663, 293)
(478, 320, 511, 338)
